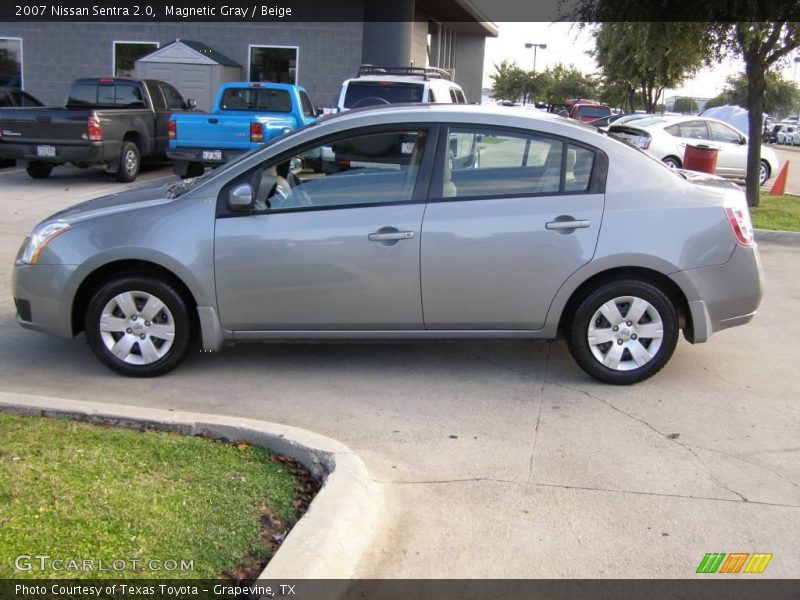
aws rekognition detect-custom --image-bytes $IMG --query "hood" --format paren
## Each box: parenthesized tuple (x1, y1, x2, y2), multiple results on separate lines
(43, 179, 175, 225)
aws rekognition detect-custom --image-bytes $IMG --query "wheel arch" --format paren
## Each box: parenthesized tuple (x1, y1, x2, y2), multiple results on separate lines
(71, 259, 199, 337)
(554, 266, 693, 341)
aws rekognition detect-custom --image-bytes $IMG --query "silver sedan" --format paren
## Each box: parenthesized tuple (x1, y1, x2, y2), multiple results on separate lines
(12, 104, 763, 384)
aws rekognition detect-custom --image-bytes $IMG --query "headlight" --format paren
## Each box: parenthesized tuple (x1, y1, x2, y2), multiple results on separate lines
(20, 221, 72, 265)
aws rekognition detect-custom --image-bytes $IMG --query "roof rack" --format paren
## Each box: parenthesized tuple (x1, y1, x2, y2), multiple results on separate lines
(357, 65, 452, 81)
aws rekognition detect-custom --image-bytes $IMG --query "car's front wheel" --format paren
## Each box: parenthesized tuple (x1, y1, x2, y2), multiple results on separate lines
(566, 279, 679, 385)
(85, 276, 193, 377)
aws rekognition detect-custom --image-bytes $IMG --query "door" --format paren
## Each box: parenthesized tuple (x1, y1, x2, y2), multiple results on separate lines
(421, 126, 605, 330)
(214, 127, 434, 331)
(707, 120, 748, 178)
(145, 81, 168, 152)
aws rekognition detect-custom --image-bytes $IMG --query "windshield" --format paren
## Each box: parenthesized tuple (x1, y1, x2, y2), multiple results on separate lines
(166, 119, 321, 198)
(343, 82, 424, 108)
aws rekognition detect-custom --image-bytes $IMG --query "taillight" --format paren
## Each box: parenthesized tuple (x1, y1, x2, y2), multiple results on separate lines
(87, 113, 102, 141)
(724, 200, 754, 246)
(168, 120, 176, 140)
(637, 135, 651, 150)
(250, 122, 263, 143)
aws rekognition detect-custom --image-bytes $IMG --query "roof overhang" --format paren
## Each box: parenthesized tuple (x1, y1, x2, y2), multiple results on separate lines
(416, 0, 499, 37)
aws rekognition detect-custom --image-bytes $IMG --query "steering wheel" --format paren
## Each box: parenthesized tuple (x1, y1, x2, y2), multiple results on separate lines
(350, 96, 391, 109)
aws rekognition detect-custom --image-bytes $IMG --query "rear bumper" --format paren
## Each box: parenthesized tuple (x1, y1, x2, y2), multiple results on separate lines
(12, 263, 78, 338)
(167, 147, 245, 165)
(0, 141, 115, 164)
(670, 243, 763, 343)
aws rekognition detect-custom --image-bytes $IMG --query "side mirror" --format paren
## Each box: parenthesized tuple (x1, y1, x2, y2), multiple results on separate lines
(185, 99, 197, 110)
(740, 136, 747, 145)
(228, 183, 254, 211)
(289, 157, 304, 173)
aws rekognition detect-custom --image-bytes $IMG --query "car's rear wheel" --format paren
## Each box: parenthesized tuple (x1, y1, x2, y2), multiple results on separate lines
(566, 279, 679, 385)
(26, 162, 53, 179)
(759, 160, 770, 186)
(85, 276, 193, 377)
(116, 141, 141, 182)
(662, 156, 681, 169)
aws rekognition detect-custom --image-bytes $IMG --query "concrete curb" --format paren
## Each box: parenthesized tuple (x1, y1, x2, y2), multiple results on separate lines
(755, 228, 800, 246)
(0, 391, 382, 587)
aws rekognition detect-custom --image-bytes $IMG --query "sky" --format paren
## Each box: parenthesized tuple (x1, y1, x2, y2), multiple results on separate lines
(482, 22, 800, 100)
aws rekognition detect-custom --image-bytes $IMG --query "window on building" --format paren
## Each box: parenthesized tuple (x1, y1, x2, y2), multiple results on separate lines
(249, 46, 297, 84)
(0, 38, 23, 88)
(114, 41, 159, 78)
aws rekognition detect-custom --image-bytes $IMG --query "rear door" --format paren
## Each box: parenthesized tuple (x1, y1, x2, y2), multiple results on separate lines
(707, 120, 748, 178)
(421, 125, 605, 329)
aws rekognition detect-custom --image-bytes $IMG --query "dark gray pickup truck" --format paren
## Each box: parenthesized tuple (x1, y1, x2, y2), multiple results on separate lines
(0, 78, 195, 181)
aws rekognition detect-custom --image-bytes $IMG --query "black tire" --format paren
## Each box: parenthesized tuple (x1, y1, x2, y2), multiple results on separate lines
(566, 279, 679, 385)
(26, 162, 53, 179)
(759, 160, 770, 186)
(84, 275, 194, 377)
(662, 156, 681, 169)
(184, 162, 204, 179)
(115, 141, 141, 182)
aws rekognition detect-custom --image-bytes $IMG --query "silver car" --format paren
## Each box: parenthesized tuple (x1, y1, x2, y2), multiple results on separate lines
(12, 104, 763, 384)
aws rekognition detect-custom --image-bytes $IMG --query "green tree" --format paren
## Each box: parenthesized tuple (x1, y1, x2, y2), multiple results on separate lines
(593, 23, 711, 113)
(540, 64, 597, 107)
(490, 60, 543, 105)
(673, 97, 699, 113)
(598, 76, 641, 113)
(707, 72, 800, 117)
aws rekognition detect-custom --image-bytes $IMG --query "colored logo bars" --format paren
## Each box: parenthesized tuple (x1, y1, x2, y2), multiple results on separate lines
(696, 552, 773, 574)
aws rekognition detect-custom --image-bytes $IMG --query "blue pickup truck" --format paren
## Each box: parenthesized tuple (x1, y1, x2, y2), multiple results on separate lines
(167, 82, 318, 177)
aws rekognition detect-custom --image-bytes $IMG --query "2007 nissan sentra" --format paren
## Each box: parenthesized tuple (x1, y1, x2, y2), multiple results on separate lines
(12, 104, 763, 384)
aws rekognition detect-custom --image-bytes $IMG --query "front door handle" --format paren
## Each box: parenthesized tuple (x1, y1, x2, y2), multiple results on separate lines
(546, 219, 591, 231)
(368, 231, 415, 241)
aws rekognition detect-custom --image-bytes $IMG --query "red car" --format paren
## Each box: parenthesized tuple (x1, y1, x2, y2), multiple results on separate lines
(566, 99, 611, 122)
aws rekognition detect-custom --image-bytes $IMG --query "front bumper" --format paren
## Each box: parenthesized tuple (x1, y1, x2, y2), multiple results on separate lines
(670, 243, 763, 343)
(12, 263, 79, 338)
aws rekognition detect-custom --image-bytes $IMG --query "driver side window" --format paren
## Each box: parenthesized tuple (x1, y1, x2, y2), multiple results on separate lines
(252, 130, 428, 212)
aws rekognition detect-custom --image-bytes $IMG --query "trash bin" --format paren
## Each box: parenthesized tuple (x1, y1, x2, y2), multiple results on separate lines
(683, 144, 719, 174)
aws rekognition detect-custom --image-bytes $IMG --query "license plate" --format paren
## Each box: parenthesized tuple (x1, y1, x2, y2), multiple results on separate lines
(202, 150, 223, 161)
(36, 145, 56, 158)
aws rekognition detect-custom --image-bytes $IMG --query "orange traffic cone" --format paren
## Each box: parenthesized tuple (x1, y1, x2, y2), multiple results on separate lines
(769, 161, 789, 195)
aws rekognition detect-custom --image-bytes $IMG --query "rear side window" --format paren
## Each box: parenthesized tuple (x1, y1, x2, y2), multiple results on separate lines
(454, 89, 466, 104)
(440, 127, 566, 198)
(66, 83, 146, 108)
(565, 144, 595, 192)
(343, 82, 424, 108)
(220, 88, 292, 112)
(665, 124, 681, 136)
(0, 92, 10, 107)
(9, 91, 42, 107)
(679, 121, 710, 140)
(145, 81, 167, 111)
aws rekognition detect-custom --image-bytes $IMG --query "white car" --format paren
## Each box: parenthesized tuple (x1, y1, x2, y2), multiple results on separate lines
(335, 65, 467, 112)
(609, 116, 778, 185)
(777, 124, 797, 145)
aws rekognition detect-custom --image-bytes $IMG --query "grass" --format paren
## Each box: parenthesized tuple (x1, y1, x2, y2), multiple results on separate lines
(750, 194, 800, 232)
(0, 413, 298, 579)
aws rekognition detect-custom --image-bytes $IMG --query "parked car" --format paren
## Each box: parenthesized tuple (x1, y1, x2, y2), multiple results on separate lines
(12, 105, 762, 384)
(588, 113, 648, 129)
(564, 99, 612, 122)
(0, 78, 195, 182)
(776, 124, 796, 145)
(0, 87, 44, 108)
(335, 65, 467, 112)
(167, 82, 319, 177)
(608, 115, 778, 185)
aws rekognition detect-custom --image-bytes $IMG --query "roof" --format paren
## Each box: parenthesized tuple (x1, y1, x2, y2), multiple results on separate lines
(136, 39, 240, 67)
(416, 0, 498, 37)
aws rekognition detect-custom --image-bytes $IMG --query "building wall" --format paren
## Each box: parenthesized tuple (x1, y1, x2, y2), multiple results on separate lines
(454, 32, 485, 104)
(0, 20, 363, 107)
(410, 16, 430, 68)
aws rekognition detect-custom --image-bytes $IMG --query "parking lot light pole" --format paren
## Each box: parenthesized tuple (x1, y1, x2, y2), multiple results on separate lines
(524, 42, 547, 73)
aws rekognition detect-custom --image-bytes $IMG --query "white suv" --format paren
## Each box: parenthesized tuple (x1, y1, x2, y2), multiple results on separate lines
(335, 65, 468, 112)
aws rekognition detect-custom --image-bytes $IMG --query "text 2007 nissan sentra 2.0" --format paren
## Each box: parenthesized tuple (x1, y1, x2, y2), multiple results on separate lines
(12, 104, 763, 384)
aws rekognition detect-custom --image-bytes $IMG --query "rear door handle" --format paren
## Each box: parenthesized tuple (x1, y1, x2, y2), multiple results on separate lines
(368, 231, 415, 241)
(546, 219, 591, 230)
